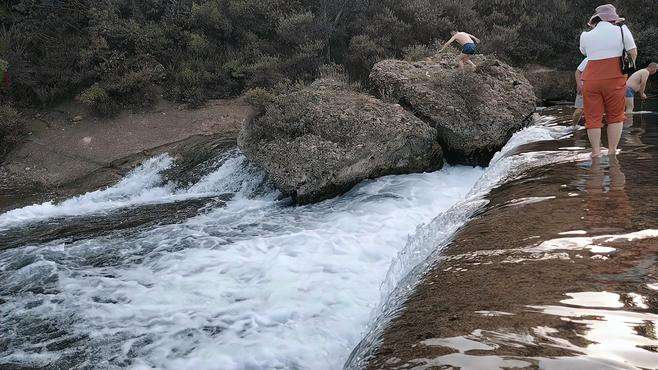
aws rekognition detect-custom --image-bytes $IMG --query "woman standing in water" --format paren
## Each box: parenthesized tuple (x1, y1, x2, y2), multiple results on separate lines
(579, 4, 637, 157)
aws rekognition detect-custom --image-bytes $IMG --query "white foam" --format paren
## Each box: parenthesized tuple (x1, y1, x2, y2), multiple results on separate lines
(558, 230, 588, 236)
(527, 230, 658, 255)
(0, 150, 267, 230)
(0, 114, 587, 370)
(0, 160, 483, 369)
(0, 155, 175, 227)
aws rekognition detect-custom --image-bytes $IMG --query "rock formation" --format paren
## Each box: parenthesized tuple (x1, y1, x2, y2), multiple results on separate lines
(370, 53, 536, 165)
(238, 78, 442, 204)
(524, 65, 575, 102)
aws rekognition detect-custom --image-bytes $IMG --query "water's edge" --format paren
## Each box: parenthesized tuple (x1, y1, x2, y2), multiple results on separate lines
(355, 104, 658, 369)
(345, 114, 577, 368)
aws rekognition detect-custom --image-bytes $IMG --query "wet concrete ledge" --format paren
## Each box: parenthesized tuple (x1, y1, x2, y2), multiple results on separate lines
(362, 109, 658, 369)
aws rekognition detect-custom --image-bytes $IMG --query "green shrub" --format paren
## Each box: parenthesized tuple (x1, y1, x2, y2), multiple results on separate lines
(188, 33, 210, 55)
(0, 103, 25, 159)
(80, 84, 120, 116)
(246, 56, 284, 89)
(402, 44, 433, 62)
(346, 35, 388, 82)
(244, 87, 275, 111)
(3, 0, 658, 113)
(318, 63, 347, 81)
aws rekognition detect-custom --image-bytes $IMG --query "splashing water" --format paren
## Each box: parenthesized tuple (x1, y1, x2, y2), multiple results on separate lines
(0, 115, 579, 369)
(0, 150, 268, 230)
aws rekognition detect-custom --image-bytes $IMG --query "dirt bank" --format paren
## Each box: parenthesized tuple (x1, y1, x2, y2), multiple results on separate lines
(0, 100, 254, 212)
(360, 106, 658, 369)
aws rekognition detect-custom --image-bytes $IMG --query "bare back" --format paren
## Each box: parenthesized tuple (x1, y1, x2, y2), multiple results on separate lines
(453, 32, 474, 46)
(626, 69, 649, 91)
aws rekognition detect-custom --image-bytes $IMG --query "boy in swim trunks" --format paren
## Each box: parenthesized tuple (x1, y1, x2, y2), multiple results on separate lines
(625, 62, 657, 114)
(438, 31, 480, 71)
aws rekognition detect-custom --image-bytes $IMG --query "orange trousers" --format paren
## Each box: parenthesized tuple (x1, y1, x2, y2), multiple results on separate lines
(582, 57, 626, 129)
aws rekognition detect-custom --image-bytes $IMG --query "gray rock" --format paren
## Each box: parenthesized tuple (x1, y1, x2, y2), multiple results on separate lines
(370, 53, 536, 165)
(238, 78, 443, 204)
(524, 65, 575, 102)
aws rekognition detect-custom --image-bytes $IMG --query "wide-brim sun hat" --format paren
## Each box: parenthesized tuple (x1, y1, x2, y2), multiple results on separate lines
(588, 4, 625, 26)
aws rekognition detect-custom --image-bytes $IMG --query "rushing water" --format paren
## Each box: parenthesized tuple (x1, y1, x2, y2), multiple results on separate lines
(0, 113, 573, 369)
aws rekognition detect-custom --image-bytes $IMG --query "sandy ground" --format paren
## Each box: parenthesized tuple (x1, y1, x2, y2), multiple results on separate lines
(361, 108, 658, 369)
(0, 99, 254, 212)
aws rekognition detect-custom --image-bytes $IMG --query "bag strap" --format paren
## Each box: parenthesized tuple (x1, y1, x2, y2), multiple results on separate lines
(620, 25, 627, 57)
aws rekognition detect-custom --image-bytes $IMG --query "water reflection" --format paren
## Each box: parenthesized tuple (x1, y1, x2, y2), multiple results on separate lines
(624, 111, 655, 159)
(411, 291, 658, 370)
(583, 154, 631, 232)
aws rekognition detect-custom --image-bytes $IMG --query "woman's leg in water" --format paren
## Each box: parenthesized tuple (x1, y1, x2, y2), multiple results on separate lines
(587, 128, 602, 157)
(607, 122, 623, 154)
(604, 78, 627, 154)
(572, 108, 583, 127)
(583, 80, 604, 157)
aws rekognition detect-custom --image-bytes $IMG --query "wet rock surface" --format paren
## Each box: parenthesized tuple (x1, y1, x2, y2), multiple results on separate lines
(0, 195, 229, 250)
(370, 52, 536, 165)
(355, 105, 658, 369)
(238, 78, 443, 204)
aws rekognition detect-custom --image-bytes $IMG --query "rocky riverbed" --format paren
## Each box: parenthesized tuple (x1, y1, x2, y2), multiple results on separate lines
(2, 52, 657, 369)
(348, 101, 658, 369)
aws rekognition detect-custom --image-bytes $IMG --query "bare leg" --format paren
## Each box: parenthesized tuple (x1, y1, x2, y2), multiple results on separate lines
(466, 57, 476, 70)
(458, 54, 471, 70)
(606, 122, 623, 154)
(625, 97, 634, 115)
(572, 108, 582, 127)
(587, 128, 602, 157)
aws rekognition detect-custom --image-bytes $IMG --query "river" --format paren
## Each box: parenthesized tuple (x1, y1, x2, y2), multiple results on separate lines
(1, 111, 575, 369)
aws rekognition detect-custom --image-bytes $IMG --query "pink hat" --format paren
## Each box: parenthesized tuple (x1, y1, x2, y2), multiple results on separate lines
(588, 4, 625, 26)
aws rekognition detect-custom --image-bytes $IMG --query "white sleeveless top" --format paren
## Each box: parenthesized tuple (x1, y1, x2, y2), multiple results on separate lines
(579, 21, 636, 61)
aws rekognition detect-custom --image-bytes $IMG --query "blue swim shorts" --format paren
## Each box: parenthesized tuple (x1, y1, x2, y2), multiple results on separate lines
(462, 43, 476, 55)
(625, 86, 635, 98)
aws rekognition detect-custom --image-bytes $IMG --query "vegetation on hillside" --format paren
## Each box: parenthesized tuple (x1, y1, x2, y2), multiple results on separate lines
(0, 0, 657, 115)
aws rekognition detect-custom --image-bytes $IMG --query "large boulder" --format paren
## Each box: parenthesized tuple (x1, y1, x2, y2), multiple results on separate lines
(238, 78, 443, 204)
(524, 65, 575, 102)
(370, 53, 536, 165)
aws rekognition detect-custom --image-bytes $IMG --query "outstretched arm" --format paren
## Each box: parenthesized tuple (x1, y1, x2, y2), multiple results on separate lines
(468, 33, 480, 43)
(438, 36, 456, 52)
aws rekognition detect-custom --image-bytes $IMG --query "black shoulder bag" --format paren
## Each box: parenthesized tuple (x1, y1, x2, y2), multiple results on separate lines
(620, 26, 636, 75)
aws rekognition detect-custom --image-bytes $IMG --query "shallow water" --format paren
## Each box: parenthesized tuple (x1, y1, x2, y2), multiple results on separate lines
(351, 98, 658, 370)
(412, 290, 658, 370)
(0, 113, 573, 369)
